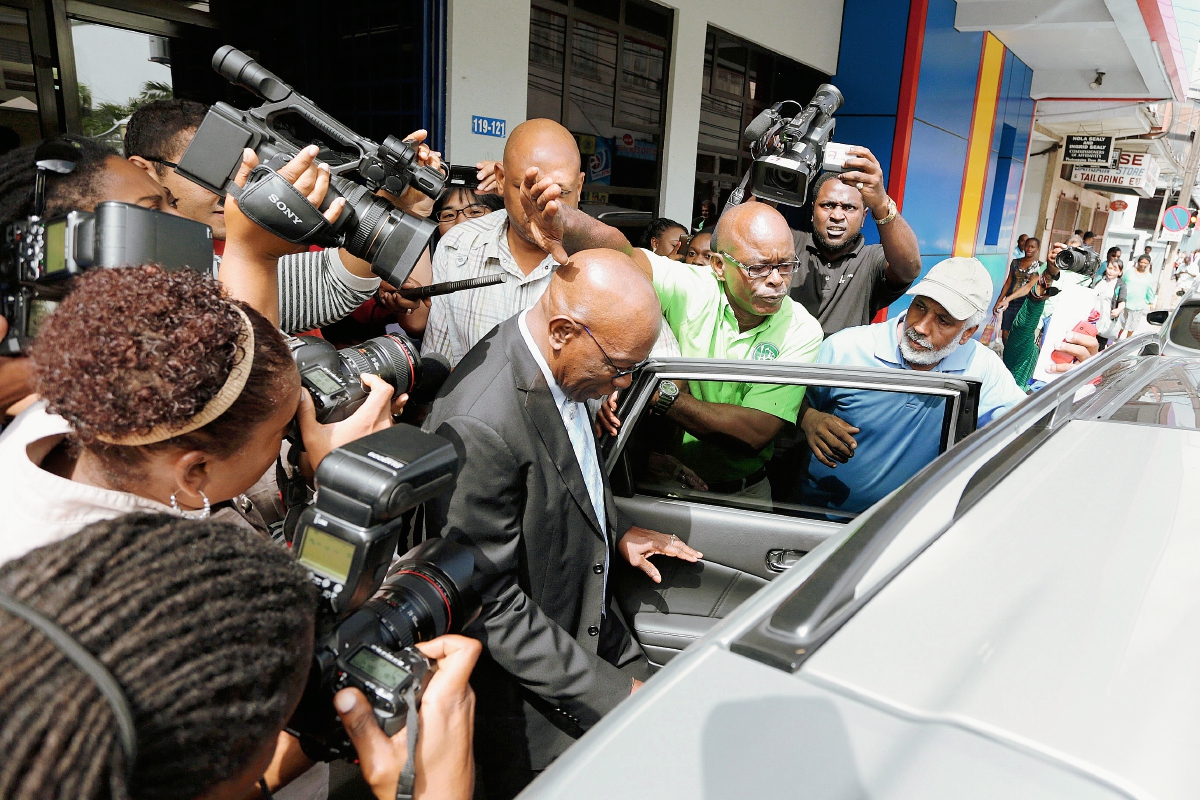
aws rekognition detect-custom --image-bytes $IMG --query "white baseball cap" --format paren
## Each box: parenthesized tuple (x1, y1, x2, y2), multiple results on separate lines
(906, 257, 994, 320)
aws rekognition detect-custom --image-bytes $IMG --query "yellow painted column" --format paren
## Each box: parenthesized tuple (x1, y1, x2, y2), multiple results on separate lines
(952, 32, 1006, 257)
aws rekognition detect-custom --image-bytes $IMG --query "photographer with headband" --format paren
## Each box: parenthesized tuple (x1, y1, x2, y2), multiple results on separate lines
(0, 265, 395, 559)
(0, 512, 480, 800)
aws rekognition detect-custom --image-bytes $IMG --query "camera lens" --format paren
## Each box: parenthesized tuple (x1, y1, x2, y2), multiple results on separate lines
(339, 334, 421, 396)
(1055, 249, 1077, 271)
(767, 167, 800, 192)
(359, 538, 481, 650)
(331, 177, 437, 288)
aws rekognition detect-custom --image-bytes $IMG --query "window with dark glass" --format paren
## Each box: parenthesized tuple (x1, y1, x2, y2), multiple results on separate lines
(693, 27, 828, 228)
(527, 0, 673, 214)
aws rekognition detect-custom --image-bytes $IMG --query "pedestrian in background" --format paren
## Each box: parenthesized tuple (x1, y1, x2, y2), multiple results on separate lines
(994, 236, 1042, 343)
(1121, 254, 1157, 337)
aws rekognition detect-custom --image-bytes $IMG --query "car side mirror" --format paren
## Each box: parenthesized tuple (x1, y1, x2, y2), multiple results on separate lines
(1147, 310, 1169, 326)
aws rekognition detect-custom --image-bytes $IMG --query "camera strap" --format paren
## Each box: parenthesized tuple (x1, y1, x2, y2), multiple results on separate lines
(722, 170, 753, 216)
(396, 682, 420, 800)
(0, 591, 137, 775)
(234, 165, 332, 244)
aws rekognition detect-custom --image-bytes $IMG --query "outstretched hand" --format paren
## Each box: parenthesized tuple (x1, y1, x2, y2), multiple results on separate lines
(618, 526, 703, 584)
(519, 166, 569, 264)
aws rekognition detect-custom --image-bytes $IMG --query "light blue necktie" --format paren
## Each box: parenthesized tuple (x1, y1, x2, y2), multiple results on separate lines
(562, 400, 608, 612)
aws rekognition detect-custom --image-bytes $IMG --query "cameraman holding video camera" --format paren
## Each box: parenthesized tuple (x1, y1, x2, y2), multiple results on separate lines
(0, 512, 479, 800)
(122, 99, 442, 335)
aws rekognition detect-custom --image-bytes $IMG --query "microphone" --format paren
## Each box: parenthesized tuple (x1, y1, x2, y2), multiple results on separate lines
(397, 273, 506, 300)
(743, 107, 778, 142)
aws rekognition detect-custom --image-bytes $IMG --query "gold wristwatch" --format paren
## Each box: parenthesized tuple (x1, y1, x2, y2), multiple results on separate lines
(873, 197, 898, 226)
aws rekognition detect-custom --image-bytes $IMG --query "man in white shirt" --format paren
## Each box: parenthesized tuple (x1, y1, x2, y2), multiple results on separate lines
(423, 118, 679, 366)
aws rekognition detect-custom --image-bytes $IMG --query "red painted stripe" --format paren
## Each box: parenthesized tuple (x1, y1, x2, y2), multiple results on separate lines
(888, 0, 928, 213)
(1136, 0, 1187, 101)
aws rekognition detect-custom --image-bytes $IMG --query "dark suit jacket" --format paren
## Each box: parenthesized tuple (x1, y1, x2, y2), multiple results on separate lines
(423, 316, 648, 770)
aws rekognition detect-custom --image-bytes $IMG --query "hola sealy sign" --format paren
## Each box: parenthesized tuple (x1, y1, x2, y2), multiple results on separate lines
(1071, 152, 1160, 198)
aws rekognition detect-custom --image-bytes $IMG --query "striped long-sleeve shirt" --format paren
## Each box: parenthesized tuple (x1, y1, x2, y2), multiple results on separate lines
(216, 248, 380, 335)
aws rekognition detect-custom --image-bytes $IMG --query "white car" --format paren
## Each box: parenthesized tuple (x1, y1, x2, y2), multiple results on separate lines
(520, 332, 1200, 798)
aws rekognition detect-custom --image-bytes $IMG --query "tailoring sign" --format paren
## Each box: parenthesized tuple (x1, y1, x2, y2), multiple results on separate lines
(1071, 152, 1159, 198)
(1063, 135, 1114, 165)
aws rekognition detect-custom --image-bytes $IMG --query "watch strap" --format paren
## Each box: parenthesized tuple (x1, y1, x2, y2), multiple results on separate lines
(874, 197, 898, 226)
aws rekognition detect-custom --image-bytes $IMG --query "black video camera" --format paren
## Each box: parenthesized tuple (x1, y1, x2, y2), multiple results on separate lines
(287, 424, 480, 761)
(1, 202, 214, 354)
(741, 84, 845, 207)
(288, 332, 449, 423)
(176, 46, 442, 288)
(1055, 244, 1102, 276)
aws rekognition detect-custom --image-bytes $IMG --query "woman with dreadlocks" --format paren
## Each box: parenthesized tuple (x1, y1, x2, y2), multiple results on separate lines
(0, 264, 397, 560)
(0, 513, 480, 800)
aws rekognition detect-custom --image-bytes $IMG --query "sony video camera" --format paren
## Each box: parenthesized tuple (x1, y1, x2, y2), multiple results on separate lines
(1, 202, 214, 354)
(287, 424, 481, 761)
(1055, 244, 1102, 276)
(741, 84, 845, 207)
(176, 46, 443, 288)
(288, 332, 449, 423)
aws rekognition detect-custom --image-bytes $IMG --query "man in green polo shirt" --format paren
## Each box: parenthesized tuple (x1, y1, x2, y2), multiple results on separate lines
(641, 203, 822, 495)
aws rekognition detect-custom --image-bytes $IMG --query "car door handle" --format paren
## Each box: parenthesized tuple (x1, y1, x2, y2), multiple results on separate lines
(765, 549, 806, 573)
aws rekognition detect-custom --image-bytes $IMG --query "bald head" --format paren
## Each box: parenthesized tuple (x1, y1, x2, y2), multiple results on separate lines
(503, 118, 581, 177)
(711, 201, 795, 261)
(533, 249, 660, 401)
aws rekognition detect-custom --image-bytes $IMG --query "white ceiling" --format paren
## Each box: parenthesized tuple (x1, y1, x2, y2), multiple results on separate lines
(955, 0, 1176, 100)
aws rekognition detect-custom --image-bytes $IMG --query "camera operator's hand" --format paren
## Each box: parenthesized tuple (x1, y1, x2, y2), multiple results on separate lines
(377, 277, 431, 316)
(297, 373, 397, 469)
(1044, 242, 1065, 279)
(475, 160, 502, 195)
(800, 406, 859, 468)
(1045, 328, 1100, 374)
(335, 634, 481, 800)
(220, 145, 346, 326)
(838, 146, 889, 219)
(380, 130, 442, 218)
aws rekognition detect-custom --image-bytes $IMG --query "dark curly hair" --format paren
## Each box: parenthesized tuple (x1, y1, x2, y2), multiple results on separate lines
(0, 135, 117, 225)
(29, 266, 295, 483)
(124, 99, 209, 178)
(0, 512, 316, 800)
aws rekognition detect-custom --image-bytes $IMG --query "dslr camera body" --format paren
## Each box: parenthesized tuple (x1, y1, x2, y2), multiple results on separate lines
(1055, 244, 1101, 276)
(742, 84, 845, 207)
(286, 424, 481, 761)
(177, 46, 443, 288)
(1, 202, 214, 354)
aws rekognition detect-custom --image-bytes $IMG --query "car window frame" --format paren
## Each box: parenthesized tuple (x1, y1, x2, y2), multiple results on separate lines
(601, 358, 982, 520)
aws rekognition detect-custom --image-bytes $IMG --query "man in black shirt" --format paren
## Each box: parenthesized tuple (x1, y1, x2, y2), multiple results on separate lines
(789, 146, 922, 334)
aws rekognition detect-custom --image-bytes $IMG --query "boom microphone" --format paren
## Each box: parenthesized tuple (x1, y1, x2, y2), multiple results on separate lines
(398, 273, 506, 300)
(743, 107, 779, 142)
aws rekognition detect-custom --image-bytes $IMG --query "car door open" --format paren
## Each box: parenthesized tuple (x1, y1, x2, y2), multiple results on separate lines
(602, 358, 981, 667)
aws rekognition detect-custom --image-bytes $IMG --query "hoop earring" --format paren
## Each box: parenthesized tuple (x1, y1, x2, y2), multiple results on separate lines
(170, 490, 211, 520)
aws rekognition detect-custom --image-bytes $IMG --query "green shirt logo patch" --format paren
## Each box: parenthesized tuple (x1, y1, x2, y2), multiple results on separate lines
(751, 342, 780, 361)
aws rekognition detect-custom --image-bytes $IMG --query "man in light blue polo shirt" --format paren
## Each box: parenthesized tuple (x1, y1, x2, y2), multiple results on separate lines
(799, 256, 1027, 514)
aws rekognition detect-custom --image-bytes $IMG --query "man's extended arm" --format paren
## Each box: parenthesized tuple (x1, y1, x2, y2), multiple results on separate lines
(665, 393, 784, 453)
(427, 416, 632, 724)
(838, 147, 920, 285)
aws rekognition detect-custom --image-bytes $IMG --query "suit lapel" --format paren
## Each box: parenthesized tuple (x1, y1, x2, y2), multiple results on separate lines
(504, 319, 605, 538)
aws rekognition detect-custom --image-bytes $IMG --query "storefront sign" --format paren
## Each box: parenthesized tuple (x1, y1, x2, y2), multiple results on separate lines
(615, 139, 657, 161)
(471, 116, 506, 137)
(1063, 135, 1114, 165)
(1109, 199, 1128, 212)
(587, 137, 611, 184)
(1071, 152, 1159, 198)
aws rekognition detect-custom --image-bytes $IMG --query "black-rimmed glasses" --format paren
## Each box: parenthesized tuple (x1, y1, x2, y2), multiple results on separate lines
(436, 205, 491, 224)
(148, 157, 179, 170)
(579, 324, 650, 379)
(717, 251, 800, 279)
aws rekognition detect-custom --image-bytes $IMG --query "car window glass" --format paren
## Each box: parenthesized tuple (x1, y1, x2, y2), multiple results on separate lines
(1167, 301, 1200, 351)
(1105, 363, 1200, 430)
(622, 378, 952, 521)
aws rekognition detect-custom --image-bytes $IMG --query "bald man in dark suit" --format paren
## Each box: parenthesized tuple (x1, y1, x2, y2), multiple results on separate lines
(423, 249, 701, 798)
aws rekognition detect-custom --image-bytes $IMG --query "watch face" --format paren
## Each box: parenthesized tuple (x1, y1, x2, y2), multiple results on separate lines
(659, 380, 679, 398)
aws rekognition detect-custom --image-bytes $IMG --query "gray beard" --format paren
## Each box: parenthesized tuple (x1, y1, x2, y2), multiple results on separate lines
(899, 325, 963, 366)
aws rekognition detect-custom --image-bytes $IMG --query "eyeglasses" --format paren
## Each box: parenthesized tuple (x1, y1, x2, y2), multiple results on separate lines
(717, 251, 800, 279)
(147, 157, 179, 170)
(579, 324, 651, 380)
(436, 205, 491, 224)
